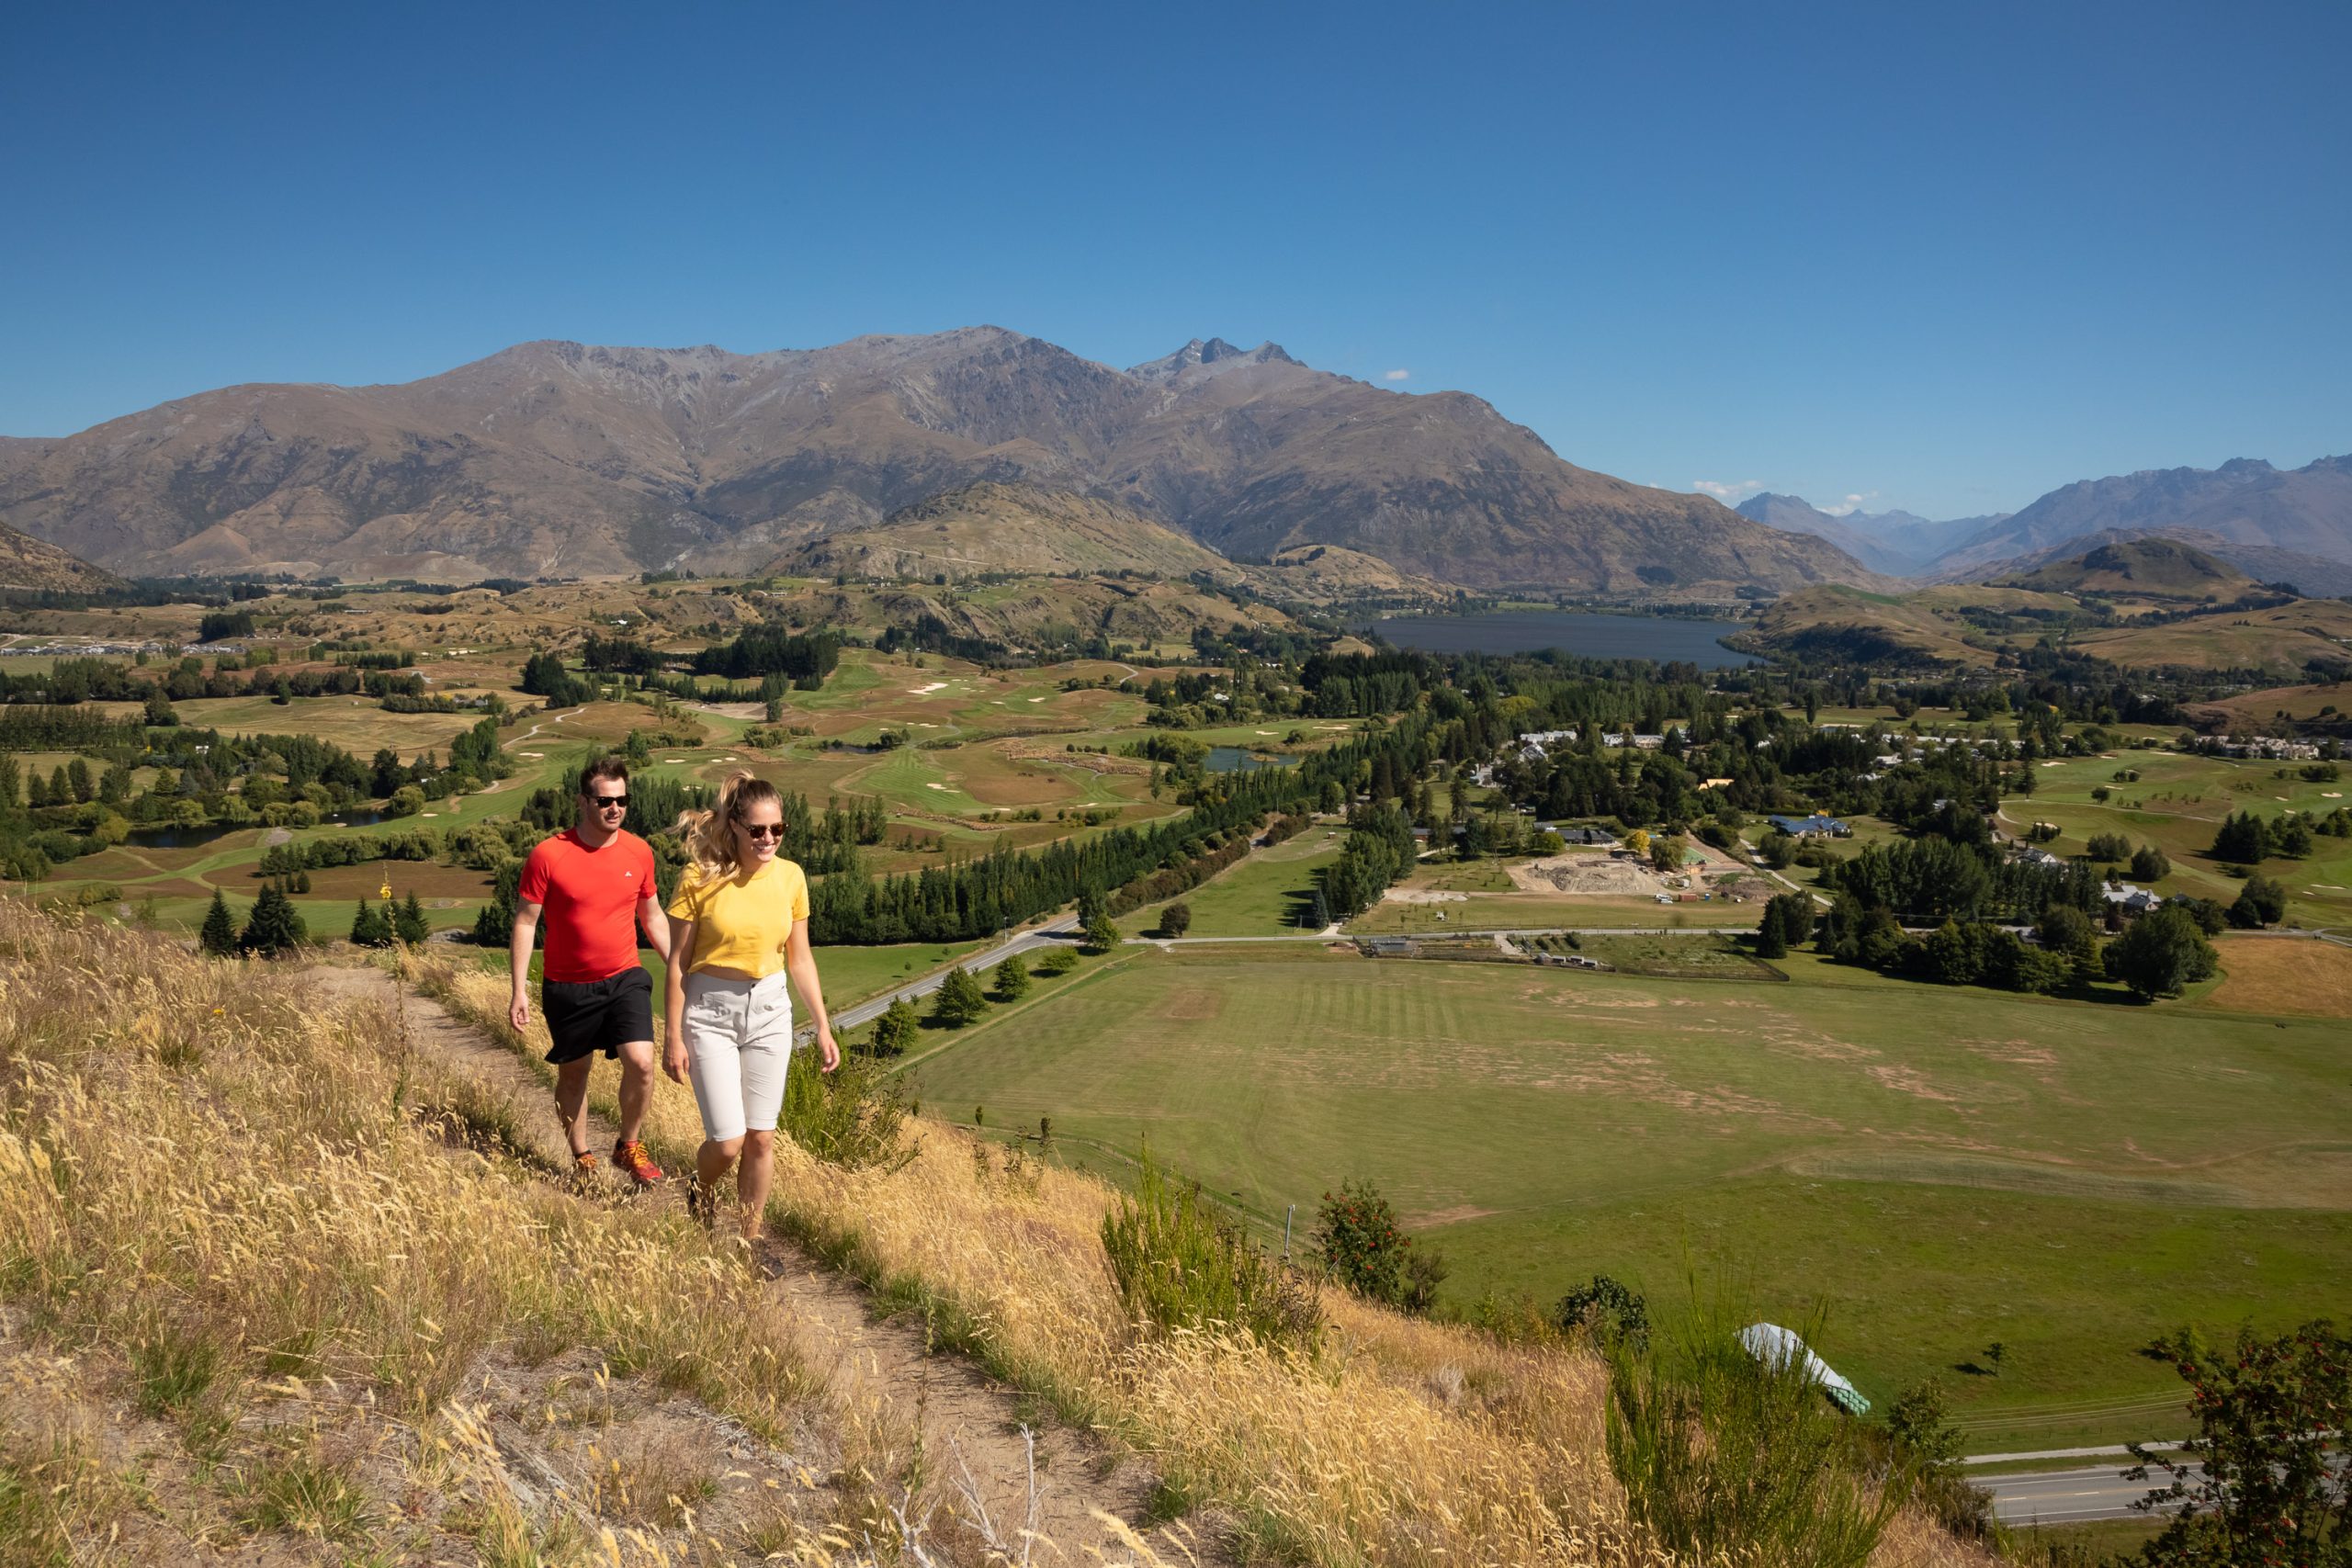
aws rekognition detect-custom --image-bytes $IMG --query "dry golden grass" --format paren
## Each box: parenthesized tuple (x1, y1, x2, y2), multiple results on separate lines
(0, 898, 1989, 1565)
(417, 951, 1992, 1568)
(0, 906, 894, 1562)
(2207, 935, 2352, 1018)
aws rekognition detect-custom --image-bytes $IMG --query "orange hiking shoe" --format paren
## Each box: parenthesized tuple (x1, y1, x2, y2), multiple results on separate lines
(571, 1149, 600, 1178)
(613, 1139, 665, 1187)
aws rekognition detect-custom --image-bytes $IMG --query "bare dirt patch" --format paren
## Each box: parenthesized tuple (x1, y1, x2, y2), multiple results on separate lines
(1158, 987, 1227, 1021)
(2209, 938, 2352, 1019)
(1408, 1204, 1501, 1228)
(1509, 852, 1670, 897)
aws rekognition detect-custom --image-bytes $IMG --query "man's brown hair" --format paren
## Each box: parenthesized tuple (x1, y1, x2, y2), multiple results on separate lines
(579, 755, 630, 795)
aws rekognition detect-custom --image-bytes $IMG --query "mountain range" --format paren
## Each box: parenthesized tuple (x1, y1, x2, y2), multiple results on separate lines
(0, 329, 1873, 596)
(1734, 493, 2008, 576)
(1740, 455, 2352, 592)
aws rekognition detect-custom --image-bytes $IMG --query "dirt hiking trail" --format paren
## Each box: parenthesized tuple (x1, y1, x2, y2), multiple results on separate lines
(311, 964, 1191, 1565)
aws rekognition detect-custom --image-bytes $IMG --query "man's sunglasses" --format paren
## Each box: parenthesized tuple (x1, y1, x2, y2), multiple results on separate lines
(589, 794, 629, 811)
(738, 821, 786, 840)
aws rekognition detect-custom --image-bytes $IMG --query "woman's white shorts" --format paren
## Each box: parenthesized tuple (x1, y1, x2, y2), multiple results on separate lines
(681, 970, 794, 1142)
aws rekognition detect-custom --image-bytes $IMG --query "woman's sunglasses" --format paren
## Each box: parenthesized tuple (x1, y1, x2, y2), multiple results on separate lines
(737, 821, 786, 840)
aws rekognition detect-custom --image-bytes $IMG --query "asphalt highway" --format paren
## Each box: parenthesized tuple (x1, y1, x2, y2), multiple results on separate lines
(813, 918, 1080, 1036)
(1983, 1464, 2189, 1526)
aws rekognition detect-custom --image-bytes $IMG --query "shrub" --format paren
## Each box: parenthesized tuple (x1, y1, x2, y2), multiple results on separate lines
(1605, 1297, 1906, 1568)
(1158, 901, 1192, 939)
(1316, 1178, 1413, 1303)
(993, 958, 1031, 1001)
(1035, 947, 1078, 976)
(778, 1044, 912, 1171)
(2131, 843, 2171, 882)
(2123, 1319, 2352, 1565)
(1875, 1379, 1992, 1541)
(1557, 1274, 1650, 1349)
(1101, 1146, 1318, 1347)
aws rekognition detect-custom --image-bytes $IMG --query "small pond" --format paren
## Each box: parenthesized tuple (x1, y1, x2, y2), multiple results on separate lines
(1204, 747, 1298, 773)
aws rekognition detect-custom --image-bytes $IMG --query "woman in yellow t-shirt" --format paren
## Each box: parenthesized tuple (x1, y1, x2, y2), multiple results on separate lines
(662, 771, 838, 1240)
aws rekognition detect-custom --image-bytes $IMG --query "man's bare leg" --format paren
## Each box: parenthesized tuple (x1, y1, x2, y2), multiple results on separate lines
(614, 1039, 654, 1145)
(554, 1057, 595, 1160)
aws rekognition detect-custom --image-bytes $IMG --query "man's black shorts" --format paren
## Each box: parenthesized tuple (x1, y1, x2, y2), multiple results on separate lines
(541, 966, 655, 1065)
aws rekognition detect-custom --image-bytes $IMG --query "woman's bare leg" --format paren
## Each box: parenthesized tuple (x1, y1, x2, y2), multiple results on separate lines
(737, 1130, 775, 1239)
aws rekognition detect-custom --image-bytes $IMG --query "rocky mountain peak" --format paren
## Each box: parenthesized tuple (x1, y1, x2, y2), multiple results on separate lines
(1126, 337, 1302, 385)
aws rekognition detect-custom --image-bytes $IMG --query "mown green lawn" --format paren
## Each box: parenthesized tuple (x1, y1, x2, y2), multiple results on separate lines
(1125, 828, 1347, 935)
(907, 943, 2352, 1453)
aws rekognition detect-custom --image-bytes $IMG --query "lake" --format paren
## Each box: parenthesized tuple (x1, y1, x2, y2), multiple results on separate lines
(1371, 611, 1761, 667)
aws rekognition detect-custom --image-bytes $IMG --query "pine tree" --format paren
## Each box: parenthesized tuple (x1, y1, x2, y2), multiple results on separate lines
(239, 884, 308, 956)
(993, 958, 1032, 1001)
(350, 897, 392, 948)
(1083, 913, 1121, 953)
(871, 997, 921, 1055)
(933, 965, 989, 1027)
(394, 892, 431, 946)
(199, 889, 240, 956)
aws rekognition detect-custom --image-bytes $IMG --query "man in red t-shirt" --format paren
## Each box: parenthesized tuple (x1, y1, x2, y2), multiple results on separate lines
(511, 756, 673, 1184)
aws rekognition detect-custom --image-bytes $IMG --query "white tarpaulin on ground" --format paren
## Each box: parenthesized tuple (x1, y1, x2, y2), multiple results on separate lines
(1739, 1323, 1871, 1415)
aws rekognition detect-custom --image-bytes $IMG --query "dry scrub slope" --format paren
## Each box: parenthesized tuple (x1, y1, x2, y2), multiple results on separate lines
(0, 906, 1989, 1565)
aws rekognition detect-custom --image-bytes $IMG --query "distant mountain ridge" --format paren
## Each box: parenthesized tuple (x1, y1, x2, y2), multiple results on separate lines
(0, 328, 1878, 596)
(1926, 455, 2352, 580)
(1735, 492, 2006, 576)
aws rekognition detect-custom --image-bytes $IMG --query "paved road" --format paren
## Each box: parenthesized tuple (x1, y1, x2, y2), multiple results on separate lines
(1984, 1464, 2189, 1526)
(1984, 1457, 2345, 1525)
(1133, 924, 1748, 946)
(817, 918, 1080, 1035)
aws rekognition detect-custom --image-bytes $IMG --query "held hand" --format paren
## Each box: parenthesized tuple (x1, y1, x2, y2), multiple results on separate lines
(662, 1039, 689, 1085)
(509, 993, 530, 1033)
(815, 1026, 841, 1074)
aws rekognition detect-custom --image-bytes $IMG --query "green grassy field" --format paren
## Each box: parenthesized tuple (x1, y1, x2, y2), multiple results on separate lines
(1127, 828, 1347, 935)
(906, 942, 2352, 1453)
(2005, 750, 2352, 927)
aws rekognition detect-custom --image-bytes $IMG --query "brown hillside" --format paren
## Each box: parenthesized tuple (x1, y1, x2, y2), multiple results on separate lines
(0, 519, 121, 592)
(0, 330, 1881, 595)
(774, 481, 1233, 581)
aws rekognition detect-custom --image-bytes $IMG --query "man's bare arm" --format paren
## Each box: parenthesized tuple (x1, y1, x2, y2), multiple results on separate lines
(638, 896, 673, 964)
(508, 900, 543, 1032)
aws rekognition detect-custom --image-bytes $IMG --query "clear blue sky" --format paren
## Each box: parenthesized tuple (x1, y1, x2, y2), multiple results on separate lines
(5, 0, 2346, 520)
